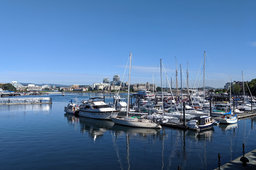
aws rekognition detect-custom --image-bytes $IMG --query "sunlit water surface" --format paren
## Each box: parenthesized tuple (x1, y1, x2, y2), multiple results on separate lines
(0, 93, 256, 170)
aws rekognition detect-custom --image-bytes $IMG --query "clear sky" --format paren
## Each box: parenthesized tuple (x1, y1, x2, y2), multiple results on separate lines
(0, 0, 255, 88)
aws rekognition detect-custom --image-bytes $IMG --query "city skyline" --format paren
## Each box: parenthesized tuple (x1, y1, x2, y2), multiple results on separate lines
(0, 0, 255, 88)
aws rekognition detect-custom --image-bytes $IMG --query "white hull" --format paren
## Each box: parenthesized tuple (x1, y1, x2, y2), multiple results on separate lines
(219, 117, 238, 124)
(79, 111, 118, 120)
(112, 117, 162, 129)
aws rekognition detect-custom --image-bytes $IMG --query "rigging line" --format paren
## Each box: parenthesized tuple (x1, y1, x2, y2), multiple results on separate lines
(192, 55, 204, 89)
(117, 55, 130, 95)
(162, 64, 179, 112)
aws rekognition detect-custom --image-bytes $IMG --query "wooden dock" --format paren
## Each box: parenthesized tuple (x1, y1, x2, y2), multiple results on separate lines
(161, 122, 188, 130)
(0, 97, 52, 105)
(215, 149, 256, 170)
(214, 111, 256, 122)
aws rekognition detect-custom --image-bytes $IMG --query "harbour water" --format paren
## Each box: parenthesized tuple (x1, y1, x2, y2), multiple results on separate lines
(1, 93, 256, 170)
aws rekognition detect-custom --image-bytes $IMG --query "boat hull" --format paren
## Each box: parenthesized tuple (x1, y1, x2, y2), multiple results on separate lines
(79, 110, 118, 120)
(112, 117, 162, 129)
(219, 117, 238, 124)
(64, 107, 79, 115)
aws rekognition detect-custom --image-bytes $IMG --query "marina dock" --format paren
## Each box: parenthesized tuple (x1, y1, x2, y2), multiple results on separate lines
(0, 97, 52, 105)
(215, 149, 256, 170)
(161, 122, 188, 130)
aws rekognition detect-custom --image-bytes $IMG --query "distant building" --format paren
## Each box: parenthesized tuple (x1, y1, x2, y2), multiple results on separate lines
(131, 83, 155, 92)
(111, 75, 121, 86)
(113, 75, 120, 82)
(11, 81, 24, 90)
(27, 84, 42, 91)
(103, 78, 110, 84)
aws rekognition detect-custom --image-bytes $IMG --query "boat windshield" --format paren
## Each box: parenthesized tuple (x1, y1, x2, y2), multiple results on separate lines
(93, 105, 111, 109)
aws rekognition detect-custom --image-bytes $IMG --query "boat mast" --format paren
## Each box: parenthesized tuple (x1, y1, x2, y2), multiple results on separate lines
(180, 64, 183, 103)
(126, 52, 132, 116)
(160, 59, 164, 114)
(230, 80, 232, 104)
(203, 51, 206, 104)
(186, 63, 189, 98)
(242, 71, 245, 97)
(152, 74, 155, 96)
(175, 57, 179, 100)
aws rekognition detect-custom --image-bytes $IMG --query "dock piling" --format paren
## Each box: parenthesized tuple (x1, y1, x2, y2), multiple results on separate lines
(218, 153, 221, 170)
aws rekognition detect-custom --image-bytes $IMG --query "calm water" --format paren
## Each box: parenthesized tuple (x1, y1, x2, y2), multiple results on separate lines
(1, 93, 256, 170)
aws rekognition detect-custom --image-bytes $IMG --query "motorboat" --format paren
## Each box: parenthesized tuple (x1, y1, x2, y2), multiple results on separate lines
(79, 97, 118, 120)
(64, 102, 80, 115)
(187, 116, 214, 131)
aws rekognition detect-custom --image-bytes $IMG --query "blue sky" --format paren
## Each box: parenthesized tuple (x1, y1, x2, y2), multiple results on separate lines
(0, 0, 255, 88)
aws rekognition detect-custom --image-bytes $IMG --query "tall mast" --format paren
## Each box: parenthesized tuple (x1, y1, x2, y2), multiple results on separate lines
(186, 63, 189, 95)
(203, 51, 206, 102)
(126, 52, 132, 116)
(160, 59, 164, 113)
(230, 80, 232, 103)
(180, 64, 183, 102)
(152, 74, 155, 95)
(175, 57, 178, 99)
(171, 77, 173, 89)
(242, 71, 245, 97)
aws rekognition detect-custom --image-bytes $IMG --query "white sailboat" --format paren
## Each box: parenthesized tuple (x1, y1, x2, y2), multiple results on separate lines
(112, 53, 162, 129)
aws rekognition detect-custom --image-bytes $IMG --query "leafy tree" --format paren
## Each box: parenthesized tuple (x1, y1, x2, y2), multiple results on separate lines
(0, 83, 16, 92)
(232, 84, 241, 95)
(156, 87, 161, 92)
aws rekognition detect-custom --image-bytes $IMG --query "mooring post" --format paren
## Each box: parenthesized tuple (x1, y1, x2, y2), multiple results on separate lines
(240, 143, 249, 166)
(210, 98, 212, 116)
(183, 102, 185, 126)
(218, 153, 221, 170)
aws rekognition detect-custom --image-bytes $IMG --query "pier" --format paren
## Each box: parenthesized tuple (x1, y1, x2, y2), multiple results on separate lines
(215, 149, 256, 170)
(0, 97, 52, 105)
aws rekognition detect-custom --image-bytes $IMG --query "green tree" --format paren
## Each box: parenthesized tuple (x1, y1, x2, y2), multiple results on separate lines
(0, 83, 16, 92)
(232, 84, 241, 95)
(156, 87, 161, 92)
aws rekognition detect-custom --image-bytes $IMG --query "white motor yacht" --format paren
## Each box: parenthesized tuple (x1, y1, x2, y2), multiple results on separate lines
(79, 97, 118, 120)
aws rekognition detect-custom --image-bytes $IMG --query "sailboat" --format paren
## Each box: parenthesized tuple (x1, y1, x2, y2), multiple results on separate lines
(112, 53, 162, 129)
(219, 81, 238, 124)
(218, 110, 238, 124)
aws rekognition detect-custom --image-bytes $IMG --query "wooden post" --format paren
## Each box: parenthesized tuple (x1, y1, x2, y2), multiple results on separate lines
(218, 153, 221, 170)
(183, 102, 186, 126)
(210, 98, 212, 116)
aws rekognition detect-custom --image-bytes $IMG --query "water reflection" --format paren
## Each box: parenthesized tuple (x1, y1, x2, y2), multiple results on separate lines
(0, 104, 51, 112)
(78, 116, 161, 141)
(219, 123, 238, 131)
(79, 117, 115, 141)
(186, 129, 214, 141)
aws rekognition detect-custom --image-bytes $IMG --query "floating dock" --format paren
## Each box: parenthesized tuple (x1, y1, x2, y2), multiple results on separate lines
(215, 149, 256, 170)
(0, 97, 52, 105)
(161, 122, 188, 130)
